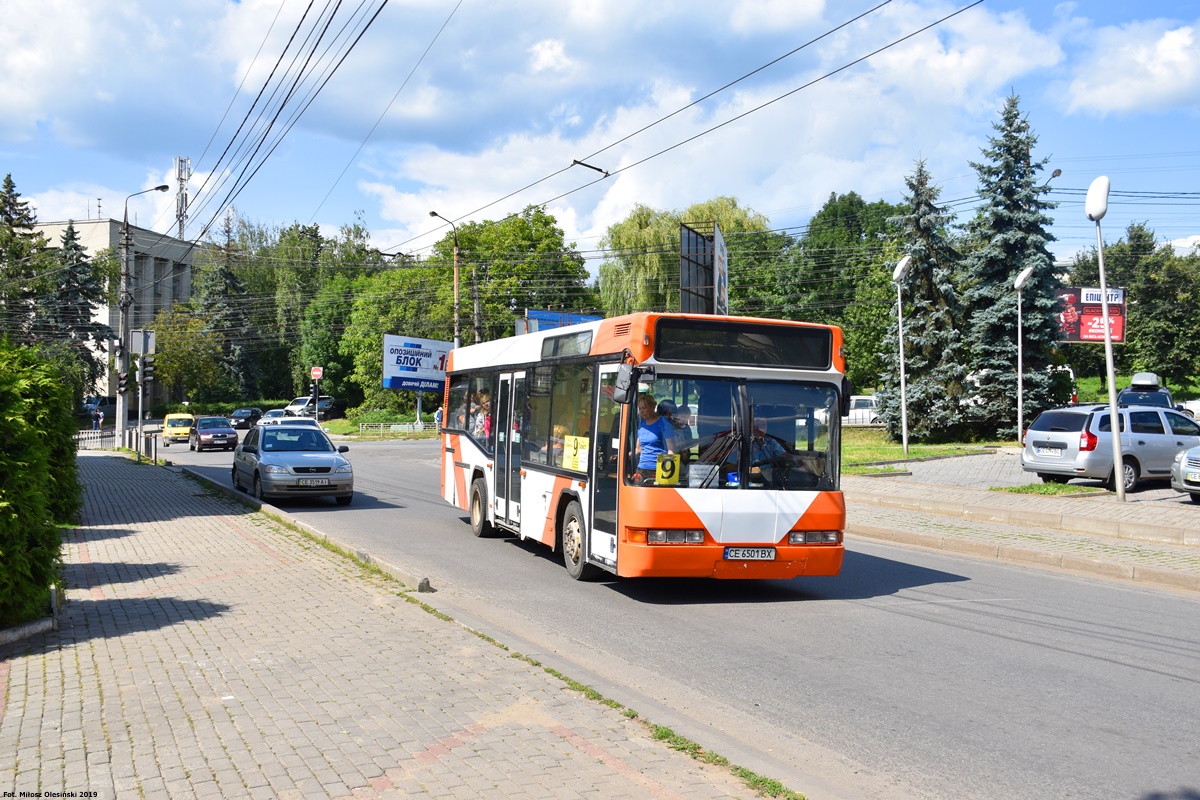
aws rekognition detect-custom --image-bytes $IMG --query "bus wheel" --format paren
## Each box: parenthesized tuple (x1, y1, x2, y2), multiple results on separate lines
(561, 500, 598, 581)
(470, 477, 495, 537)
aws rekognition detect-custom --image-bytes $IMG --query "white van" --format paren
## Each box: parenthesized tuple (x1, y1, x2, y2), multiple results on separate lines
(284, 396, 312, 416)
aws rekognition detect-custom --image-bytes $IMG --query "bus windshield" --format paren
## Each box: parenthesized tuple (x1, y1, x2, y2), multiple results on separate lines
(628, 375, 839, 491)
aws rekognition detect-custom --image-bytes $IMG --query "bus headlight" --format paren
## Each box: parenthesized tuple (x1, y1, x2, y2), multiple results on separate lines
(789, 531, 841, 544)
(647, 529, 705, 544)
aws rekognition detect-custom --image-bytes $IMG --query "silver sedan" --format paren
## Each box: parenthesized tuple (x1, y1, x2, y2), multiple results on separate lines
(231, 425, 353, 505)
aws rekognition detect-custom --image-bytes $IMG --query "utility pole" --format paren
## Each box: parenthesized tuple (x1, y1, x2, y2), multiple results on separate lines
(117, 185, 169, 442)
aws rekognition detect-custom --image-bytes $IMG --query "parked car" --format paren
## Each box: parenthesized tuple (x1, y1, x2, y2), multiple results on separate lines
(231, 424, 353, 505)
(258, 417, 323, 429)
(1170, 445, 1200, 503)
(283, 396, 313, 416)
(283, 395, 337, 418)
(301, 396, 338, 419)
(1020, 404, 1200, 491)
(161, 412, 195, 447)
(189, 416, 239, 452)
(843, 395, 880, 426)
(229, 407, 264, 429)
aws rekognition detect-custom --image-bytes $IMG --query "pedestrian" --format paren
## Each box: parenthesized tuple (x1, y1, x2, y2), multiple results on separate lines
(92, 407, 100, 430)
(434, 405, 443, 429)
(96, 408, 105, 430)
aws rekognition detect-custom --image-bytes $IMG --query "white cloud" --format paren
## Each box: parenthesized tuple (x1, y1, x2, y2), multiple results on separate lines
(529, 40, 574, 74)
(1171, 234, 1200, 255)
(728, 0, 825, 34)
(1067, 20, 1200, 114)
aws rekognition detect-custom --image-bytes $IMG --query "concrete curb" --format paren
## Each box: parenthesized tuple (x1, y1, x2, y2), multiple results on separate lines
(847, 523, 1200, 592)
(180, 467, 435, 593)
(0, 616, 56, 647)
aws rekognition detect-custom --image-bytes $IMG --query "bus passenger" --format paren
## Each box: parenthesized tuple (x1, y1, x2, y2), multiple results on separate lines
(634, 393, 676, 482)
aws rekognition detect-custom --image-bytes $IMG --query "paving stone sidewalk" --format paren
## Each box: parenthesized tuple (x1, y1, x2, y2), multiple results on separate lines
(0, 453, 764, 800)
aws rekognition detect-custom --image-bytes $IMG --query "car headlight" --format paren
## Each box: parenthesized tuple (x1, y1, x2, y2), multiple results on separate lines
(263, 464, 290, 474)
(334, 464, 353, 474)
(1177, 450, 1188, 463)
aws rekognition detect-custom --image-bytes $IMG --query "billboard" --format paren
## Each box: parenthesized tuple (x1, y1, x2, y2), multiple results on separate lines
(1057, 287, 1126, 343)
(679, 221, 727, 315)
(382, 334, 452, 391)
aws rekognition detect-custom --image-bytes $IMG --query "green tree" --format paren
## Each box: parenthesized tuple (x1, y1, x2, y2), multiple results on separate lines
(34, 222, 112, 395)
(300, 274, 360, 406)
(779, 192, 903, 326)
(597, 196, 776, 316)
(1062, 222, 1160, 386)
(960, 96, 1064, 439)
(151, 306, 230, 402)
(0, 174, 52, 342)
(191, 212, 259, 398)
(877, 161, 967, 442)
(434, 205, 594, 343)
(340, 267, 451, 414)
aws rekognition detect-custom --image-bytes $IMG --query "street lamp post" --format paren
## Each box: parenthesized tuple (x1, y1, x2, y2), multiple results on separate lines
(117, 184, 169, 442)
(892, 255, 912, 455)
(1014, 265, 1035, 443)
(1086, 176, 1125, 501)
(429, 211, 460, 348)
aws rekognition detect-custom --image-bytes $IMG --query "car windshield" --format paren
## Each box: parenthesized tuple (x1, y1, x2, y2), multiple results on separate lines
(166, 419, 191, 429)
(261, 429, 333, 452)
(232, 409, 252, 416)
(198, 418, 229, 430)
(629, 374, 839, 491)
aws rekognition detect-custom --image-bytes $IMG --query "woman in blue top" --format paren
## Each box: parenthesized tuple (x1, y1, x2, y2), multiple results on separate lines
(635, 392, 676, 475)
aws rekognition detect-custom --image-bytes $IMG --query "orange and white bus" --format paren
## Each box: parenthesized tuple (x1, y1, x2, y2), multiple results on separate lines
(440, 312, 848, 580)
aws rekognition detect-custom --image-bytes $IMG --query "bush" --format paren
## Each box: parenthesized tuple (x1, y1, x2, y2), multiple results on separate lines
(0, 339, 77, 627)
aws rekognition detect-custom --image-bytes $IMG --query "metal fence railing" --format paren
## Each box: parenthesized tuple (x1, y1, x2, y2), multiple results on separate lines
(357, 422, 431, 437)
(75, 429, 118, 450)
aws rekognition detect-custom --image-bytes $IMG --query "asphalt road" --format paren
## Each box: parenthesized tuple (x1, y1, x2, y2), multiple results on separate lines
(172, 437, 1200, 800)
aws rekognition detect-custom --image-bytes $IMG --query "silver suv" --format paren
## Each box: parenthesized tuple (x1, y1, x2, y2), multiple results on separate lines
(1021, 404, 1200, 491)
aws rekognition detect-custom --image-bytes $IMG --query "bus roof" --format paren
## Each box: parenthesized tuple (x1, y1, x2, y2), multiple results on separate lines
(446, 312, 845, 376)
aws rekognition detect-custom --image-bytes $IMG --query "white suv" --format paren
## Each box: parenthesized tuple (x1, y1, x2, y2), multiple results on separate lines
(1021, 404, 1200, 491)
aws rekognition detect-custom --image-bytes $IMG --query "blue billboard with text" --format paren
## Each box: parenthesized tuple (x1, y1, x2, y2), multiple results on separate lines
(382, 334, 452, 391)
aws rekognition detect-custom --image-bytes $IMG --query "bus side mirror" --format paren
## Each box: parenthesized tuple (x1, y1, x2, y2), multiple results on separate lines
(840, 377, 852, 417)
(613, 364, 635, 404)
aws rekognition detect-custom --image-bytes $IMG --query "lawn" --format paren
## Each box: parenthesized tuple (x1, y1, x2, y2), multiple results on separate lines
(841, 426, 1011, 465)
(1074, 372, 1200, 404)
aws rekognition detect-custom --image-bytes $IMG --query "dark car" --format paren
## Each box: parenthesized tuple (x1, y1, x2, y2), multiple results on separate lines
(189, 416, 239, 452)
(229, 407, 264, 429)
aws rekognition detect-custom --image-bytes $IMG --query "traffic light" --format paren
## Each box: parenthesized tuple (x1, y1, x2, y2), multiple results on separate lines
(310, 381, 318, 400)
(117, 372, 129, 394)
(141, 357, 156, 384)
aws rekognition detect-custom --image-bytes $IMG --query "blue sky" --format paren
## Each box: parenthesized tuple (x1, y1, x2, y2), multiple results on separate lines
(4, 0, 1198, 268)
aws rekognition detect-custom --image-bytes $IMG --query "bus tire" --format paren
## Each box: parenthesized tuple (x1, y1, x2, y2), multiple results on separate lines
(561, 499, 599, 581)
(470, 477, 495, 537)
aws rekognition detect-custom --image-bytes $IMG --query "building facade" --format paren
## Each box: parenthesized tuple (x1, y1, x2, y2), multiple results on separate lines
(35, 218, 193, 406)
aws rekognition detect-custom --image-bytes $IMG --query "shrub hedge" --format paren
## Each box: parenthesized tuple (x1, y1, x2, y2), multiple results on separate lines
(0, 339, 81, 628)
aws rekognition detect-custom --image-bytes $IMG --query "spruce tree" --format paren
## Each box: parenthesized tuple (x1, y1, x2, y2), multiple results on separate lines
(961, 96, 1065, 439)
(35, 221, 112, 393)
(0, 174, 49, 341)
(878, 160, 967, 442)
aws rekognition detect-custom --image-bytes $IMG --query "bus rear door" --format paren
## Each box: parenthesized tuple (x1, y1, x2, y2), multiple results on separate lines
(494, 372, 524, 529)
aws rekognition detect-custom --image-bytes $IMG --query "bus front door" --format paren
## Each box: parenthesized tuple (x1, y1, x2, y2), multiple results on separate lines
(589, 366, 620, 570)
